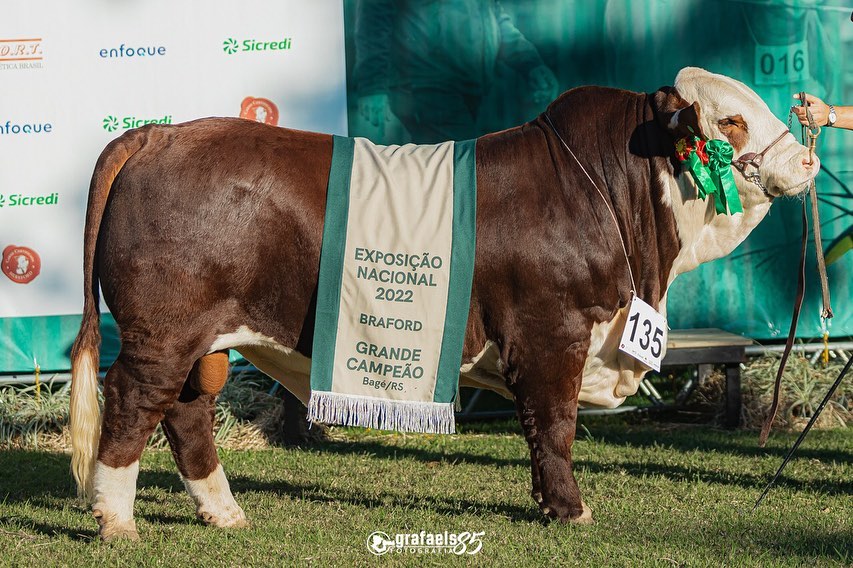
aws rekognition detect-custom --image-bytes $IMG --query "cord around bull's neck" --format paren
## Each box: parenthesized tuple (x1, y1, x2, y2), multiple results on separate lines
(542, 112, 638, 297)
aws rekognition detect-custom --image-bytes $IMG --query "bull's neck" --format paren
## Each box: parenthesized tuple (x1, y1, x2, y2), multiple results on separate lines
(536, 111, 681, 310)
(663, 173, 772, 286)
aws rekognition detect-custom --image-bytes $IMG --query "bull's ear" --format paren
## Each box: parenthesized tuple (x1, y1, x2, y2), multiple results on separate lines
(653, 86, 704, 139)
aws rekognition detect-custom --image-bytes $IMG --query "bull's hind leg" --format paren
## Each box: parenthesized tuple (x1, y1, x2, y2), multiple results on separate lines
(93, 348, 195, 541)
(510, 346, 593, 524)
(161, 352, 247, 528)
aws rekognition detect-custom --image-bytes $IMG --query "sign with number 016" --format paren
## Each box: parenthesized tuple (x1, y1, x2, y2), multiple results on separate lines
(618, 296, 668, 371)
(753, 40, 809, 86)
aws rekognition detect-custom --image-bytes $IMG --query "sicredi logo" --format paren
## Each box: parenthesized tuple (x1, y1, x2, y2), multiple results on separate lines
(99, 44, 166, 58)
(0, 38, 44, 71)
(0, 193, 59, 208)
(103, 114, 173, 132)
(223, 37, 292, 54)
(0, 120, 52, 135)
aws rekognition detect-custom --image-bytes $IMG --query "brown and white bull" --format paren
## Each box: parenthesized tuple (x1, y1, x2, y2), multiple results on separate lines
(69, 67, 818, 540)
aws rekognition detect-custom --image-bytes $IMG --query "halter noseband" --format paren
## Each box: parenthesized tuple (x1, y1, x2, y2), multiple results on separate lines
(730, 130, 789, 196)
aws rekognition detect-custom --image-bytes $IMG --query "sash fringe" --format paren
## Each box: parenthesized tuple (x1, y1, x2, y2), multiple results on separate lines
(307, 391, 456, 434)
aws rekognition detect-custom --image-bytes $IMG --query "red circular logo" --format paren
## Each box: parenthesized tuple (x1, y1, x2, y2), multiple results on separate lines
(2, 245, 41, 284)
(240, 96, 279, 126)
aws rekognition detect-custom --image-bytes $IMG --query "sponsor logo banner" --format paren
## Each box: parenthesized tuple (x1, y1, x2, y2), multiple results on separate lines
(223, 37, 292, 55)
(0, 120, 53, 135)
(0, 0, 347, 325)
(0, 38, 44, 70)
(99, 44, 167, 59)
(2, 245, 41, 284)
(103, 114, 173, 132)
(0, 193, 60, 208)
(240, 97, 279, 125)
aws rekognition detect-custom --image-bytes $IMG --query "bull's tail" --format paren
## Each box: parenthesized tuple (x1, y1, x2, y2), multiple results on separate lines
(70, 128, 148, 502)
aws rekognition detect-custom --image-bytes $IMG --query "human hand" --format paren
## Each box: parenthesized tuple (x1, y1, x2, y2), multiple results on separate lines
(528, 65, 558, 106)
(358, 93, 390, 133)
(791, 93, 830, 127)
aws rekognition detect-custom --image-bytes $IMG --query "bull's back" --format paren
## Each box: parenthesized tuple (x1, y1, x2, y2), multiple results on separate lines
(98, 118, 334, 350)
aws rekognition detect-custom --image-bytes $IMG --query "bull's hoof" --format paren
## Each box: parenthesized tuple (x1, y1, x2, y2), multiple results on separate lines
(539, 500, 594, 524)
(197, 506, 248, 528)
(92, 508, 140, 542)
(569, 501, 594, 525)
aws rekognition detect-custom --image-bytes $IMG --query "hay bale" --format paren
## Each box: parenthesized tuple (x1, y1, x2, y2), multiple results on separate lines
(740, 353, 851, 430)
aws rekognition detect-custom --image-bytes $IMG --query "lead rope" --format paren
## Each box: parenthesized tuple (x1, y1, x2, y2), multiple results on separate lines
(758, 92, 834, 446)
(543, 112, 637, 296)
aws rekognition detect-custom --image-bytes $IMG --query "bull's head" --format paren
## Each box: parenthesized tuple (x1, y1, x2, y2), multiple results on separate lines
(656, 67, 819, 202)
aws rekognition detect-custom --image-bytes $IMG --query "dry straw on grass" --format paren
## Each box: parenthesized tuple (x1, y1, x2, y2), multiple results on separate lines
(740, 352, 852, 430)
(0, 370, 291, 451)
(693, 352, 852, 430)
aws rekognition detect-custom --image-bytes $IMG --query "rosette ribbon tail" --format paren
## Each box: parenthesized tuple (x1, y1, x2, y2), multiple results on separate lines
(683, 150, 715, 200)
(706, 139, 742, 215)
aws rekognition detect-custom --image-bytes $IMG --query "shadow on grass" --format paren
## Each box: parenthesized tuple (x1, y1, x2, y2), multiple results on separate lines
(580, 422, 853, 463)
(0, 515, 98, 541)
(223, 474, 546, 524)
(318, 438, 529, 468)
(639, 515, 852, 565)
(575, 457, 853, 496)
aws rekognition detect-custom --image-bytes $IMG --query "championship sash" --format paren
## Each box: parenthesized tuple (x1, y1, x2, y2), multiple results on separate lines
(308, 136, 476, 434)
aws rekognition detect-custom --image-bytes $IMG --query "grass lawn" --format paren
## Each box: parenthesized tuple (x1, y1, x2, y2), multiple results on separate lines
(0, 419, 850, 567)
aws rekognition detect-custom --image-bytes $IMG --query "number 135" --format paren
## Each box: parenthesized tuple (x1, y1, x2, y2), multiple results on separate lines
(627, 312, 663, 358)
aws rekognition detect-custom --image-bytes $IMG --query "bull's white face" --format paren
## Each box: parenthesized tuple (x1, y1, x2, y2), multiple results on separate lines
(674, 67, 819, 199)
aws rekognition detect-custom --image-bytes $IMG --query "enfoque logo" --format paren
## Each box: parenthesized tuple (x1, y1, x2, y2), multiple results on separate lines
(103, 114, 173, 132)
(0, 38, 44, 70)
(222, 37, 292, 54)
(0, 120, 53, 135)
(367, 530, 484, 556)
(99, 43, 167, 59)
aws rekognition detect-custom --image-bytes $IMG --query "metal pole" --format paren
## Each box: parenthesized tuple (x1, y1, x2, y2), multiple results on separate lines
(753, 354, 853, 510)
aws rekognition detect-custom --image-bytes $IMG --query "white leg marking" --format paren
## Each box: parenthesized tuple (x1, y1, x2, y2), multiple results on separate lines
(91, 460, 140, 540)
(183, 464, 247, 528)
(572, 501, 594, 525)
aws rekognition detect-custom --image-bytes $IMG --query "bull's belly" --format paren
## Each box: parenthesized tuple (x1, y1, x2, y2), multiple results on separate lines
(449, 305, 653, 408)
(208, 315, 651, 409)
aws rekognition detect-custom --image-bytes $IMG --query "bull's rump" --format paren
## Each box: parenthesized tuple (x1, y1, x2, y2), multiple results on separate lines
(98, 118, 334, 357)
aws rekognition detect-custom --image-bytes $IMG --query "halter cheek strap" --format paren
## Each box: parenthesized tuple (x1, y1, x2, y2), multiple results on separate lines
(730, 130, 790, 196)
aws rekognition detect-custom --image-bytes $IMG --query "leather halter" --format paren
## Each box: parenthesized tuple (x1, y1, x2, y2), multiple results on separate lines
(730, 130, 789, 196)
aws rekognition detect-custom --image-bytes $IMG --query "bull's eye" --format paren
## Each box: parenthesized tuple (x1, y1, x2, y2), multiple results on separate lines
(717, 114, 749, 151)
(717, 115, 748, 131)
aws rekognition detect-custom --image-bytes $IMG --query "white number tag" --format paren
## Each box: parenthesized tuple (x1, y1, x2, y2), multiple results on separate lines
(618, 296, 667, 372)
(754, 40, 809, 86)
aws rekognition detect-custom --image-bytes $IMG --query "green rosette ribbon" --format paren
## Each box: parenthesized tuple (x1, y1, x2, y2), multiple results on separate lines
(676, 136, 742, 215)
(705, 139, 742, 215)
(682, 147, 715, 200)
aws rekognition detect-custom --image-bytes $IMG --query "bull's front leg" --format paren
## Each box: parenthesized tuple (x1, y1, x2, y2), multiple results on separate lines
(509, 344, 593, 524)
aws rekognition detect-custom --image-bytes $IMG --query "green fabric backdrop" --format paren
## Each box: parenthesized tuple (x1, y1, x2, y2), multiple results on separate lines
(344, 0, 852, 342)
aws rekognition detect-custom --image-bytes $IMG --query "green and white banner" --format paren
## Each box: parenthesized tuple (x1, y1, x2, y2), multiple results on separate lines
(309, 136, 476, 434)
